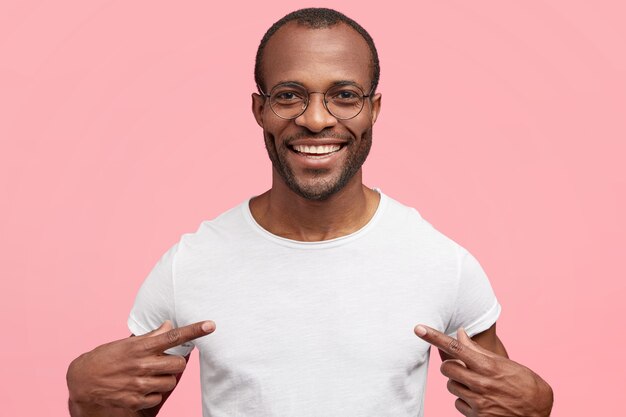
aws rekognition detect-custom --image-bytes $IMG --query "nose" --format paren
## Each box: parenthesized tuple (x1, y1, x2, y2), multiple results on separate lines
(294, 92, 337, 132)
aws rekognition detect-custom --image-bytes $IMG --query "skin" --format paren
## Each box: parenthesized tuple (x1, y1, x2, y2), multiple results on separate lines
(250, 22, 382, 242)
(66, 22, 553, 416)
(415, 325, 554, 416)
(67, 320, 215, 417)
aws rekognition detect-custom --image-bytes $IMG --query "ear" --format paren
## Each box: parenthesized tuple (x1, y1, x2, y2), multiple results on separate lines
(252, 93, 265, 128)
(369, 92, 382, 125)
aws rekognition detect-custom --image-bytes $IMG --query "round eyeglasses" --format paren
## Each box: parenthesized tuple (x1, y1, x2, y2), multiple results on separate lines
(258, 82, 373, 120)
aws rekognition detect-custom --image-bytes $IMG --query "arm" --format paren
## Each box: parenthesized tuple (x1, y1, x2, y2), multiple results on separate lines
(417, 323, 554, 417)
(67, 321, 214, 417)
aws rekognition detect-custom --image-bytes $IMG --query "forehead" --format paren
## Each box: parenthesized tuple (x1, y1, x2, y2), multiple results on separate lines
(261, 22, 372, 90)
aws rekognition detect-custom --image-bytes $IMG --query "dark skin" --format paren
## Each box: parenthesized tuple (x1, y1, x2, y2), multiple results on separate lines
(250, 23, 382, 242)
(416, 325, 553, 416)
(67, 22, 553, 416)
(67, 320, 215, 417)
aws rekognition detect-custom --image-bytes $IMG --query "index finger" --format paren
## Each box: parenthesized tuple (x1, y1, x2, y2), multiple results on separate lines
(143, 321, 215, 353)
(414, 324, 482, 368)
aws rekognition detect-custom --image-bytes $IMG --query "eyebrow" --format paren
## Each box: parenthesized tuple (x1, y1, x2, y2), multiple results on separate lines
(271, 79, 365, 90)
(333, 80, 362, 87)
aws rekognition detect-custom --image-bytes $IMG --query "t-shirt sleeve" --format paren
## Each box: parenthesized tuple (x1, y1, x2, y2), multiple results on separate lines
(444, 247, 501, 338)
(127, 243, 194, 356)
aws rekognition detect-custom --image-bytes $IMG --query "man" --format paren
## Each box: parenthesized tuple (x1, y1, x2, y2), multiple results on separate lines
(67, 8, 553, 417)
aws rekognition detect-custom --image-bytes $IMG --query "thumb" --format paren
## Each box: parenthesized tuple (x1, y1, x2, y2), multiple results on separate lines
(457, 327, 473, 345)
(457, 327, 495, 356)
(147, 320, 175, 336)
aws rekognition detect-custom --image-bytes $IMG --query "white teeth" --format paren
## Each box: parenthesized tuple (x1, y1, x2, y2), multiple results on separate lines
(293, 144, 341, 154)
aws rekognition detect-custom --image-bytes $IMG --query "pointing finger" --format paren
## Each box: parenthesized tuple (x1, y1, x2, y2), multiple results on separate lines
(142, 321, 215, 353)
(414, 324, 482, 369)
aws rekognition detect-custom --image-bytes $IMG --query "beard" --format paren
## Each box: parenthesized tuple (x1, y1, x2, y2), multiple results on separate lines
(263, 127, 373, 201)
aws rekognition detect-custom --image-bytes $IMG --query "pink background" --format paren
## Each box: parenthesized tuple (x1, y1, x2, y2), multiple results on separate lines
(1, 1, 624, 415)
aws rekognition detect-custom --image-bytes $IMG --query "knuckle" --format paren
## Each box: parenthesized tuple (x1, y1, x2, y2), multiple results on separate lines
(490, 357, 505, 373)
(145, 393, 163, 409)
(446, 379, 455, 393)
(125, 395, 145, 411)
(473, 377, 490, 393)
(166, 328, 182, 345)
(174, 356, 188, 373)
(440, 361, 449, 375)
(448, 338, 464, 354)
(164, 375, 178, 391)
(133, 377, 150, 393)
(140, 338, 158, 352)
(136, 360, 153, 376)
(474, 396, 488, 410)
(163, 355, 186, 374)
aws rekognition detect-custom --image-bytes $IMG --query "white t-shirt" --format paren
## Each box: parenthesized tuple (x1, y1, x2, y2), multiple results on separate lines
(128, 191, 501, 417)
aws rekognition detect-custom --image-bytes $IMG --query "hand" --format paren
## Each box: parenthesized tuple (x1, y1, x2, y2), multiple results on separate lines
(415, 325, 553, 417)
(67, 320, 215, 412)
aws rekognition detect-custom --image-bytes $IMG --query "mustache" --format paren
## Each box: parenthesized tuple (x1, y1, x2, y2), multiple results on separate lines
(284, 129, 353, 146)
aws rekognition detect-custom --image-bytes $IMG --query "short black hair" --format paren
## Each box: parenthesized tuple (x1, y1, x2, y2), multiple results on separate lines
(255, 8, 380, 94)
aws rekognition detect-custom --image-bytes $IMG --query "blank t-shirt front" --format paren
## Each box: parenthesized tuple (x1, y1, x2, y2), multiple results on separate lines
(128, 191, 501, 417)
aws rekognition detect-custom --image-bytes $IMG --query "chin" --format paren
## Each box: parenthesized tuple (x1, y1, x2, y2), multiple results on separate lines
(264, 129, 371, 201)
(287, 171, 356, 201)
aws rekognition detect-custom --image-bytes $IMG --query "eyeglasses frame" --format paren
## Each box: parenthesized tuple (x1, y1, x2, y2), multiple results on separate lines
(257, 82, 374, 120)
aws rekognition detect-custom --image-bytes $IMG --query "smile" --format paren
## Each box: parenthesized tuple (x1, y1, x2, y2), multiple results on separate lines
(290, 144, 343, 158)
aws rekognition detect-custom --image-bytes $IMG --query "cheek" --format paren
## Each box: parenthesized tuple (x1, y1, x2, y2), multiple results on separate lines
(344, 119, 372, 140)
(263, 119, 291, 143)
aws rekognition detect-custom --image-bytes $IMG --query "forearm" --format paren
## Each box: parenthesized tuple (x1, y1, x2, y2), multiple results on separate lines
(68, 399, 145, 417)
(68, 383, 173, 417)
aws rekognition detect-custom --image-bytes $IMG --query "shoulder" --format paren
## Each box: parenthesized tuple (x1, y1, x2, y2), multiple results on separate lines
(378, 192, 467, 258)
(178, 201, 251, 245)
(168, 200, 260, 269)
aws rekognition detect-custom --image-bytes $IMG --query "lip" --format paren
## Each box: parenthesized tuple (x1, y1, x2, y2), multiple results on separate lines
(288, 138, 349, 147)
(287, 142, 346, 168)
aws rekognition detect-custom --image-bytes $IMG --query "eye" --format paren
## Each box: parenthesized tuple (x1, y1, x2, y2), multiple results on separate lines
(329, 88, 361, 104)
(277, 92, 296, 100)
(337, 90, 358, 99)
(272, 90, 305, 104)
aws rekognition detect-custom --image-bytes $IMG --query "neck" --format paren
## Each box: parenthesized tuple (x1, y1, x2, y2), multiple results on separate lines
(249, 170, 380, 242)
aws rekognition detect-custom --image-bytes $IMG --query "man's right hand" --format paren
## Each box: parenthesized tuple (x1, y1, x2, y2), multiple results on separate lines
(66, 320, 215, 414)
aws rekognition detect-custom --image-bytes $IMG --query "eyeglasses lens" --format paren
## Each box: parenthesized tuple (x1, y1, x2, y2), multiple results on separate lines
(269, 84, 365, 120)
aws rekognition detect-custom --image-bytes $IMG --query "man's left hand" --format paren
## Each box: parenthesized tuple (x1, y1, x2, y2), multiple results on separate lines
(415, 324, 553, 417)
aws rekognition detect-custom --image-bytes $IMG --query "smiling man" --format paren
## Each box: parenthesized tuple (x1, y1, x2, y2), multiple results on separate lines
(67, 8, 553, 417)
(249, 18, 381, 242)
